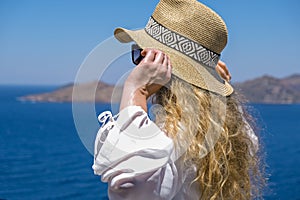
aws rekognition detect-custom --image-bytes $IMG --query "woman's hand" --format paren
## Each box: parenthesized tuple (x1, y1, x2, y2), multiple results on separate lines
(120, 48, 172, 111)
(126, 48, 172, 97)
(215, 60, 231, 82)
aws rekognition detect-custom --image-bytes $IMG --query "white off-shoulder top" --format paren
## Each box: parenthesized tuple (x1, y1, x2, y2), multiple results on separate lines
(92, 105, 258, 200)
(92, 106, 202, 199)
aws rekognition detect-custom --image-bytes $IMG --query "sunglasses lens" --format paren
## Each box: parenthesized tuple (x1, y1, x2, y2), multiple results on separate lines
(131, 44, 144, 65)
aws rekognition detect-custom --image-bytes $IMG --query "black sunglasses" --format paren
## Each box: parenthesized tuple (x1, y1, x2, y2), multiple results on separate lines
(131, 44, 144, 65)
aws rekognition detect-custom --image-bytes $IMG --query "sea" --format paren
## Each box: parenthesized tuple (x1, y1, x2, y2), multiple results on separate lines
(0, 85, 299, 200)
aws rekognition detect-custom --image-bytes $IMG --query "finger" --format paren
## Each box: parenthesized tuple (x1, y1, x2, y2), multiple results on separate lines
(217, 60, 226, 68)
(166, 57, 172, 80)
(162, 54, 168, 67)
(216, 63, 231, 82)
(154, 51, 165, 64)
(227, 74, 231, 81)
(215, 65, 227, 81)
(218, 60, 231, 79)
(141, 49, 155, 63)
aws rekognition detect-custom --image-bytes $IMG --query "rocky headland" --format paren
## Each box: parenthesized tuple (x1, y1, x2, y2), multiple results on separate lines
(19, 74, 300, 104)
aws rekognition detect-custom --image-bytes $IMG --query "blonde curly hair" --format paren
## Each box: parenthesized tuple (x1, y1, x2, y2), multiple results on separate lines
(153, 76, 266, 200)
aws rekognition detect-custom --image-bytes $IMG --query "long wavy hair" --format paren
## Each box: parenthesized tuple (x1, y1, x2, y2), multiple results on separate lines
(153, 76, 266, 200)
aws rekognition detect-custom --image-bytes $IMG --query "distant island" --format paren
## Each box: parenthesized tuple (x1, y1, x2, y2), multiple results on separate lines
(18, 81, 122, 103)
(234, 74, 300, 104)
(18, 74, 300, 104)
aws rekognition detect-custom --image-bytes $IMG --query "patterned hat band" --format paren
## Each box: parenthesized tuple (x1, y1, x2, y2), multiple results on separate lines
(145, 16, 220, 69)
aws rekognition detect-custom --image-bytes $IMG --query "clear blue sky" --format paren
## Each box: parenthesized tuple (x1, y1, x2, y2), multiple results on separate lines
(1, 0, 299, 85)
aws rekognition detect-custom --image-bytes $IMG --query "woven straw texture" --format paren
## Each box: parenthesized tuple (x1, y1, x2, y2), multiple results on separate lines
(152, 0, 228, 54)
(114, 0, 233, 96)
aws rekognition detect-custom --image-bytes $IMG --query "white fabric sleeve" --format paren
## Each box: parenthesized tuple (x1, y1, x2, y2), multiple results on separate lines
(92, 106, 184, 200)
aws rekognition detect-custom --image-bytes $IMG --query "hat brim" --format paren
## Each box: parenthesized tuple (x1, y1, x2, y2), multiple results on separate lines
(114, 27, 234, 97)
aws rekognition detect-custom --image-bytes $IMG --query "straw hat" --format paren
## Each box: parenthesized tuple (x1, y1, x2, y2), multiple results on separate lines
(114, 0, 234, 96)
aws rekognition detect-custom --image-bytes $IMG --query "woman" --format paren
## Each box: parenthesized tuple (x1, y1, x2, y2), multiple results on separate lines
(93, 0, 266, 199)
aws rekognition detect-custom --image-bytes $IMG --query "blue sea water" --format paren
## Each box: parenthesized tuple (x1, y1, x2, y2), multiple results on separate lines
(0, 85, 299, 200)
